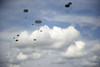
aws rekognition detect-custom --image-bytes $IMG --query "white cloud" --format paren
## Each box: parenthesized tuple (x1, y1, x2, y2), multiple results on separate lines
(50, 26, 80, 49)
(20, 48, 33, 54)
(51, 42, 63, 49)
(43, 15, 97, 23)
(0, 25, 83, 67)
(0, 0, 100, 67)
(0, 25, 82, 66)
(9, 64, 20, 67)
(16, 52, 28, 60)
(32, 52, 42, 59)
(89, 56, 100, 62)
(0, 25, 81, 67)
(91, 44, 100, 52)
(82, 56, 100, 67)
(53, 58, 66, 64)
(90, 43, 100, 55)
(13, 25, 80, 49)
(0, 31, 18, 41)
(82, 60, 97, 67)
(61, 41, 87, 58)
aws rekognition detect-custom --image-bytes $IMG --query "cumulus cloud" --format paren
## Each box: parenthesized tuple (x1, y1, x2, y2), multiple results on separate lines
(13, 25, 80, 49)
(0, 0, 100, 67)
(82, 60, 98, 67)
(91, 44, 100, 51)
(32, 52, 42, 59)
(0, 31, 19, 41)
(89, 56, 100, 62)
(53, 58, 66, 64)
(16, 52, 28, 60)
(82, 56, 100, 67)
(91, 44, 100, 55)
(61, 41, 87, 58)
(4, 25, 81, 66)
(9, 64, 20, 67)
(0, 25, 82, 67)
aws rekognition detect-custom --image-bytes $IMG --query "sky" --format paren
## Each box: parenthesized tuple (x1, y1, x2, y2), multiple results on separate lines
(0, 0, 100, 67)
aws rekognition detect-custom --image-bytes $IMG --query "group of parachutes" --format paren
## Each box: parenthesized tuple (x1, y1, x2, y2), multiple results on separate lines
(13, 2, 72, 42)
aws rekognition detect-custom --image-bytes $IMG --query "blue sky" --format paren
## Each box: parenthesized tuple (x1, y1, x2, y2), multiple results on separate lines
(0, 0, 100, 67)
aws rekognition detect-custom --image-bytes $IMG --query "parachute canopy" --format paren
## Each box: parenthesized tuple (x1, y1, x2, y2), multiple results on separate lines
(68, 2, 72, 5)
(65, 4, 70, 8)
(33, 39, 36, 41)
(40, 30, 42, 32)
(7, 54, 8, 56)
(13, 37, 15, 39)
(35, 20, 42, 24)
(17, 34, 19, 37)
(24, 9, 28, 13)
(15, 39, 19, 42)
(65, 2, 72, 8)
(32, 24, 34, 25)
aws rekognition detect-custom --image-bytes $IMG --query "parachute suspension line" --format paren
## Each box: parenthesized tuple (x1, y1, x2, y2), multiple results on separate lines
(67, 10, 68, 15)
(25, 13, 27, 19)
(70, 6, 72, 10)
(32, 24, 38, 30)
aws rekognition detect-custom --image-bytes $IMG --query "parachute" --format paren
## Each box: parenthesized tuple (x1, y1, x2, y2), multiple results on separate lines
(68, 2, 72, 5)
(33, 39, 36, 41)
(40, 30, 42, 32)
(15, 39, 18, 42)
(13, 37, 15, 39)
(17, 34, 19, 37)
(65, 2, 72, 8)
(24, 9, 28, 12)
(35, 20, 42, 24)
(23, 9, 28, 19)
(32, 24, 34, 25)
(65, 2, 72, 14)
(65, 4, 70, 8)
(13, 34, 20, 42)
(35, 20, 42, 30)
